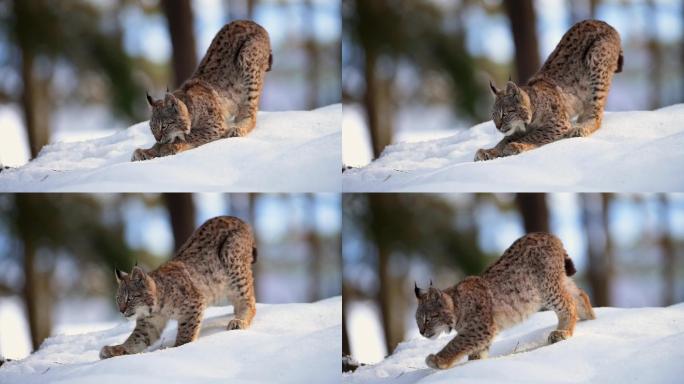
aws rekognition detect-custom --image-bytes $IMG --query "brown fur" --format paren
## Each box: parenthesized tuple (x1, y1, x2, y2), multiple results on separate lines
(415, 232, 596, 370)
(475, 20, 622, 161)
(100, 216, 257, 359)
(132, 20, 272, 161)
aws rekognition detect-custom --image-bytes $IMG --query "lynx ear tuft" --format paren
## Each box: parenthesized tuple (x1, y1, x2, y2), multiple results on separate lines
(131, 265, 146, 281)
(146, 92, 155, 107)
(505, 81, 519, 95)
(115, 268, 127, 283)
(489, 80, 500, 96)
(414, 282, 423, 299)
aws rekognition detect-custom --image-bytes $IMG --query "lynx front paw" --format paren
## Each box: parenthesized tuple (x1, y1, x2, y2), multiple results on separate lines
(131, 148, 151, 162)
(474, 148, 500, 161)
(227, 319, 247, 330)
(548, 330, 571, 344)
(425, 353, 450, 370)
(99, 345, 127, 359)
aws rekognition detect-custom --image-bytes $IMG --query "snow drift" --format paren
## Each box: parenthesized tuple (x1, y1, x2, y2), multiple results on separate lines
(343, 303, 684, 384)
(0, 105, 341, 192)
(343, 104, 684, 192)
(0, 296, 341, 384)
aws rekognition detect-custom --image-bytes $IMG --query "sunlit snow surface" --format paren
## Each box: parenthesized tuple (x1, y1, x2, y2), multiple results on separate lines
(343, 104, 684, 192)
(343, 303, 684, 384)
(0, 105, 341, 192)
(0, 297, 341, 384)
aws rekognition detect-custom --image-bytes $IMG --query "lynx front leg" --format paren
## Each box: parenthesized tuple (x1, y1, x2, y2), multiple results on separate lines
(426, 330, 494, 370)
(175, 308, 204, 347)
(100, 315, 167, 359)
(131, 142, 194, 161)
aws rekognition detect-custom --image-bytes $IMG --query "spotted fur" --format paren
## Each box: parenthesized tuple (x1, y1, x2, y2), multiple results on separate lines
(132, 20, 272, 161)
(100, 216, 257, 359)
(415, 232, 595, 370)
(475, 20, 622, 161)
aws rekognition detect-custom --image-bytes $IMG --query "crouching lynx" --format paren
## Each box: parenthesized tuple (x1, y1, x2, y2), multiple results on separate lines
(100, 216, 257, 359)
(132, 20, 272, 161)
(475, 20, 622, 161)
(415, 232, 595, 370)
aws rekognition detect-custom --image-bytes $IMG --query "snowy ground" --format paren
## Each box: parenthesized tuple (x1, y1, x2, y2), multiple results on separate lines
(0, 297, 341, 384)
(0, 105, 341, 192)
(343, 104, 684, 192)
(343, 303, 684, 384)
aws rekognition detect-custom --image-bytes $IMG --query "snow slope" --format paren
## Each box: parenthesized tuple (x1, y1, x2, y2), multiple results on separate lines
(0, 105, 341, 192)
(343, 303, 684, 384)
(0, 297, 341, 384)
(343, 104, 684, 192)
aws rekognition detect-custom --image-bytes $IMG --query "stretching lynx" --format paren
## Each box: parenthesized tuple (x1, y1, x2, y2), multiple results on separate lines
(475, 20, 622, 161)
(132, 20, 272, 161)
(415, 232, 595, 370)
(100, 216, 257, 359)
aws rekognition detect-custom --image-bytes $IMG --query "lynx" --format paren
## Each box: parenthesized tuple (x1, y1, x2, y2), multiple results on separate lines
(100, 216, 257, 359)
(414, 232, 595, 370)
(475, 20, 622, 161)
(132, 20, 272, 161)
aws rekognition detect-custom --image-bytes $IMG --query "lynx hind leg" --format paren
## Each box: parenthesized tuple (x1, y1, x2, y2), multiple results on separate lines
(572, 40, 620, 137)
(219, 231, 256, 330)
(231, 41, 268, 137)
(563, 277, 596, 321)
(545, 281, 578, 344)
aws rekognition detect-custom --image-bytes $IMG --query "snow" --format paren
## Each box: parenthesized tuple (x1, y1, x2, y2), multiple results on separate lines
(0, 296, 341, 383)
(0, 105, 341, 192)
(343, 104, 684, 192)
(343, 303, 684, 384)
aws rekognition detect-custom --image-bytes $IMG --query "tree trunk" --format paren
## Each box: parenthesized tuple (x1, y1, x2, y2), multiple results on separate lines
(303, 0, 320, 109)
(307, 194, 322, 302)
(647, 0, 663, 109)
(358, 2, 393, 159)
(658, 195, 676, 305)
(503, 0, 540, 83)
(162, 194, 196, 252)
(581, 194, 611, 306)
(515, 193, 549, 233)
(15, 0, 50, 159)
(161, 0, 197, 88)
(16, 195, 52, 350)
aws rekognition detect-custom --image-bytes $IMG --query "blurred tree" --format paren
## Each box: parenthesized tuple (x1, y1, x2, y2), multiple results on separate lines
(1, 0, 148, 158)
(647, 0, 663, 109)
(303, 0, 320, 109)
(161, 0, 197, 88)
(515, 193, 549, 232)
(346, 194, 488, 355)
(162, 194, 197, 252)
(504, 0, 540, 83)
(344, 0, 492, 159)
(658, 195, 676, 305)
(0, 194, 135, 350)
(307, 194, 323, 302)
(581, 194, 612, 306)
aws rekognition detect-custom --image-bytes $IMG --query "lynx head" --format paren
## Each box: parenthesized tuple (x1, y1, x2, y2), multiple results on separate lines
(146, 92, 191, 144)
(414, 281, 456, 339)
(489, 80, 532, 137)
(114, 266, 157, 320)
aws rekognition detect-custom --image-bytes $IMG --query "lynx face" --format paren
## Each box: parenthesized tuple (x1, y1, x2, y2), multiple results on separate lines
(415, 285, 456, 339)
(147, 93, 191, 144)
(114, 266, 157, 320)
(490, 81, 532, 137)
